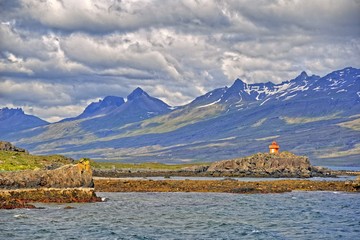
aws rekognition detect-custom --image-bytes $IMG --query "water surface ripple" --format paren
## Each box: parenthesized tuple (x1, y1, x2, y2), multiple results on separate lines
(1, 191, 359, 239)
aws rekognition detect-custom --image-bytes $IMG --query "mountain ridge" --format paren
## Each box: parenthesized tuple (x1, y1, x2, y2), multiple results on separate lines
(1, 67, 359, 166)
(0, 108, 48, 136)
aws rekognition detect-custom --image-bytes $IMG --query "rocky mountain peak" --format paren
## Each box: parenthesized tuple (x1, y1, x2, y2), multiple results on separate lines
(0, 107, 48, 135)
(127, 87, 149, 101)
(102, 96, 125, 106)
(0, 107, 24, 117)
(293, 71, 309, 82)
(230, 78, 247, 90)
(82, 96, 125, 116)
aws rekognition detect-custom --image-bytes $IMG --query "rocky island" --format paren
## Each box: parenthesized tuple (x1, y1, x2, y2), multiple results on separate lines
(205, 151, 332, 178)
(92, 147, 360, 193)
(93, 151, 333, 178)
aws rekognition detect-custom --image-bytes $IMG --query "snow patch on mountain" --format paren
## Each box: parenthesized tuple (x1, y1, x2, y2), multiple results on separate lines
(284, 94, 297, 101)
(197, 99, 222, 108)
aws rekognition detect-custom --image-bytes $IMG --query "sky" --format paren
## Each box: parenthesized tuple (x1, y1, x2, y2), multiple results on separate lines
(0, 0, 359, 122)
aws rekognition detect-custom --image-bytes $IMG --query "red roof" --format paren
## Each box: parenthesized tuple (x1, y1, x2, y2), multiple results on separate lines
(269, 141, 280, 149)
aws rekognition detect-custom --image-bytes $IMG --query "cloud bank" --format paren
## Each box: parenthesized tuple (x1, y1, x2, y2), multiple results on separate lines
(0, 0, 359, 121)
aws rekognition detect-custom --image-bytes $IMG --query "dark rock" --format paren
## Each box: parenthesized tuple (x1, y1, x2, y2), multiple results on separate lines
(0, 199, 36, 209)
(180, 165, 209, 173)
(230, 187, 256, 193)
(0, 141, 28, 154)
(353, 176, 360, 191)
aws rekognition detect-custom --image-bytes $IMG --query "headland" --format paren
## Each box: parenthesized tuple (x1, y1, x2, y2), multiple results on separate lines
(0, 141, 101, 209)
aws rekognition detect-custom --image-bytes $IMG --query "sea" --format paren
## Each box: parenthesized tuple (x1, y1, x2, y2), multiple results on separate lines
(1, 191, 359, 240)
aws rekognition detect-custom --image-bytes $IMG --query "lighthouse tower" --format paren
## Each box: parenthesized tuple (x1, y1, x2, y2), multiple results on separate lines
(269, 141, 280, 154)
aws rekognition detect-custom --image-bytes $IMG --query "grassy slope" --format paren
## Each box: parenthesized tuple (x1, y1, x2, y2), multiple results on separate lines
(0, 151, 73, 171)
(281, 113, 340, 124)
(0, 150, 207, 171)
(337, 117, 360, 131)
(90, 160, 207, 171)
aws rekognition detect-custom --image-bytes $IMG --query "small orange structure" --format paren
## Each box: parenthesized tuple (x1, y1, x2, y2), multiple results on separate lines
(269, 141, 280, 153)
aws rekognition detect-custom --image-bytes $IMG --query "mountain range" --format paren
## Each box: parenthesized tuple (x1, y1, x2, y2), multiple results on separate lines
(0, 108, 48, 134)
(1, 67, 359, 167)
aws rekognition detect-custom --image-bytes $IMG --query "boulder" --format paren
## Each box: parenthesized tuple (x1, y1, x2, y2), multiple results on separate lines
(0, 159, 93, 189)
(353, 176, 360, 191)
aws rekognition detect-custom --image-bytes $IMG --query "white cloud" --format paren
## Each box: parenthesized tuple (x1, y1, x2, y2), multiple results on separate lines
(0, 0, 359, 120)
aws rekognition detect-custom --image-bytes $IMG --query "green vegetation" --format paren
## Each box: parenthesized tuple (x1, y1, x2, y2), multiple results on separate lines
(281, 113, 340, 124)
(107, 105, 225, 139)
(317, 144, 360, 158)
(88, 160, 208, 171)
(337, 118, 360, 131)
(0, 149, 208, 172)
(0, 151, 73, 171)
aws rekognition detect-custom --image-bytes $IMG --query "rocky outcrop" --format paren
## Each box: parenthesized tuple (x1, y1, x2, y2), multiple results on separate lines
(0, 141, 28, 154)
(0, 159, 93, 189)
(0, 199, 36, 209)
(0, 188, 100, 204)
(206, 152, 331, 178)
(92, 152, 333, 178)
(180, 165, 210, 173)
(352, 176, 360, 191)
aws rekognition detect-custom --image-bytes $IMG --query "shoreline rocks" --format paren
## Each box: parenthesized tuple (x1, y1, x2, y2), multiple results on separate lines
(0, 188, 101, 209)
(0, 159, 101, 209)
(94, 178, 359, 193)
(0, 199, 36, 209)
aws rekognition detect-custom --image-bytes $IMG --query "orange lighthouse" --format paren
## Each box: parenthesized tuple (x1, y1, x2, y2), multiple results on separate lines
(269, 141, 280, 154)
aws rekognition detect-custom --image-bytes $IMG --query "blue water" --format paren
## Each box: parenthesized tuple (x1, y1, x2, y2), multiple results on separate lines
(1, 192, 359, 239)
(324, 166, 360, 171)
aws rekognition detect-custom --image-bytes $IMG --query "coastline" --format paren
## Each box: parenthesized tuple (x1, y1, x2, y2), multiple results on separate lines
(1, 142, 359, 209)
(93, 177, 360, 194)
(1, 175, 359, 209)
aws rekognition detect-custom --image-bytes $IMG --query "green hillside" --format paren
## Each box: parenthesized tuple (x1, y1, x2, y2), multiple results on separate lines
(0, 151, 73, 171)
